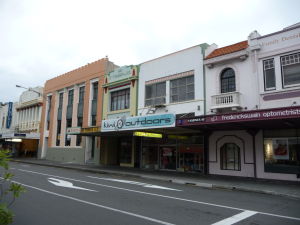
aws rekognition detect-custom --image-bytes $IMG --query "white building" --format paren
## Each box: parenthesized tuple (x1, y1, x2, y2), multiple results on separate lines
(177, 24, 300, 181)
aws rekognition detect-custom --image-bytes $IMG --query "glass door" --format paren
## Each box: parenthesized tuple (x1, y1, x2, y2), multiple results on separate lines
(160, 146, 177, 170)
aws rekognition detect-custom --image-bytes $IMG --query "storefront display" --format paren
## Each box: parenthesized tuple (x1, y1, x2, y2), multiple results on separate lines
(264, 129, 300, 174)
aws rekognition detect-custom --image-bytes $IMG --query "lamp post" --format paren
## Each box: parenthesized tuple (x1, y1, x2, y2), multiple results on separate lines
(16, 85, 42, 97)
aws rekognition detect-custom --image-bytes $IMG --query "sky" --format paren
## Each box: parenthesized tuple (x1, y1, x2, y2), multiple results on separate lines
(0, 0, 300, 102)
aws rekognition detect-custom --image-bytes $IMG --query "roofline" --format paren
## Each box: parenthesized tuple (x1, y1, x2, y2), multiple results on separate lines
(254, 24, 300, 40)
(140, 43, 209, 65)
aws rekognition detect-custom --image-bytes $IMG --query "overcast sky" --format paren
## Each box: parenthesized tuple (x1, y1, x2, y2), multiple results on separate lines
(1, 0, 299, 102)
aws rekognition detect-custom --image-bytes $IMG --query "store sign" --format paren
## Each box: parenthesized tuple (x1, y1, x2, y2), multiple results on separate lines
(6, 102, 13, 129)
(81, 127, 100, 134)
(107, 66, 131, 83)
(133, 132, 162, 138)
(178, 106, 300, 126)
(101, 114, 175, 132)
(66, 127, 81, 135)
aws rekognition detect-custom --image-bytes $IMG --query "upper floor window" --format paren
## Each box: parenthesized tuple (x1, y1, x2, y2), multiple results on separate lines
(58, 92, 64, 109)
(92, 82, 98, 100)
(263, 59, 276, 90)
(220, 68, 236, 93)
(281, 52, 300, 88)
(67, 90, 74, 106)
(145, 82, 166, 106)
(170, 75, 194, 103)
(79, 86, 85, 103)
(110, 88, 130, 111)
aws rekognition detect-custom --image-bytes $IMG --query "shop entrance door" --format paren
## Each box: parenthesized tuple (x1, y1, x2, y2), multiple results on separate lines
(160, 146, 176, 170)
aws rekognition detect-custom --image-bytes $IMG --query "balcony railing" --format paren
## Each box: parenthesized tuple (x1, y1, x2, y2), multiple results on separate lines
(211, 92, 241, 109)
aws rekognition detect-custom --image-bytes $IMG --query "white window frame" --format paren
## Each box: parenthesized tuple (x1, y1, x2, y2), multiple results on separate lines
(281, 52, 300, 88)
(263, 58, 276, 91)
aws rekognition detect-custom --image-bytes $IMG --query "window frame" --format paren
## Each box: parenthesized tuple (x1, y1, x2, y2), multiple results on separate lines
(145, 82, 166, 107)
(281, 52, 300, 88)
(110, 88, 130, 111)
(220, 68, 236, 93)
(170, 75, 194, 103)
(263, 58, 276, 91)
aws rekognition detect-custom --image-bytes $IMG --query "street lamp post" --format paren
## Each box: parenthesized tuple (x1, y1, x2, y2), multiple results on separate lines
(16, 85, 42, 97)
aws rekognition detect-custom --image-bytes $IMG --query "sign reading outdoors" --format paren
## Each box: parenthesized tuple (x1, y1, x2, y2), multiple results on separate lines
(101, 114, 175, 132)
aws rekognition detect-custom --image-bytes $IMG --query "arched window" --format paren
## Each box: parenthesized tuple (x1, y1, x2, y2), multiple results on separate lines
(221, 68, 236, 93)
(220, 143, 240, 170)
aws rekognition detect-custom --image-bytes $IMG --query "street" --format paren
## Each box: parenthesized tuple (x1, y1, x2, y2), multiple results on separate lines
(5, 162, 300, 225)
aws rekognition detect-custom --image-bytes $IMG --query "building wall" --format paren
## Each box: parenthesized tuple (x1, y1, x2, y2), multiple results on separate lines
(252, 26, 300, 109)
(209, 130, 255, 177)
(39, 58, 117, 164)
(138, 45, 207, 116)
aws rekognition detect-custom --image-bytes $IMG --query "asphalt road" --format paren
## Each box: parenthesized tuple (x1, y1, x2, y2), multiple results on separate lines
(3, 162, 300, 225)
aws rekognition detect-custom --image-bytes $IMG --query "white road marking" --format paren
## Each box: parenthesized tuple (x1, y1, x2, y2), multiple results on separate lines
(48, 178, 97, 192)
(87, 176, 181, 191)
(211, 210, 257, 225)
(16, 168, 300, 222)
(12, 180, 175, 225)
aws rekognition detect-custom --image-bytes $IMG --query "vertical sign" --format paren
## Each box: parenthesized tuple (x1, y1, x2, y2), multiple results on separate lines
(6, 102, 13, 129)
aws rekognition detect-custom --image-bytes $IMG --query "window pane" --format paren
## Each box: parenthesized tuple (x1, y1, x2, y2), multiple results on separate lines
(283, 63, 300, 86)
(265, 68, 276, 89)
(156, 82, 166, 97)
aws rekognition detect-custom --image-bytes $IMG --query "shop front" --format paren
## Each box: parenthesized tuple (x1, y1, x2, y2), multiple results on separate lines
(177, 106, 300, 181)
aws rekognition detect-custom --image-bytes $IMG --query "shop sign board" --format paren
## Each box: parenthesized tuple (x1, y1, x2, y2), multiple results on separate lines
(101, 114, 175, 132)
(66, 127, 81, 135)
(133, 132, 162, 138)
(81, 127, 100, 134)
(177, 106, 300, 126)
(6, 102, 13, 129)
(107, 66, 132, 83)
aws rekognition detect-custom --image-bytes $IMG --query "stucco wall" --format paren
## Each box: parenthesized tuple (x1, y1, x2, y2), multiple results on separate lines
(46, 147, 85, 164)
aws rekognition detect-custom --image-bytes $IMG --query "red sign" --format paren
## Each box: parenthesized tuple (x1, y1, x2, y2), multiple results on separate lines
(177, 106, 300, 126)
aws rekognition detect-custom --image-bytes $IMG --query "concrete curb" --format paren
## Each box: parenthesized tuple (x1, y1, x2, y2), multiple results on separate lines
(11, 160, 300, 200)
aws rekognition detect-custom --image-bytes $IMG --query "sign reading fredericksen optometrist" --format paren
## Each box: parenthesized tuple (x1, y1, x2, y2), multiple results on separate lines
(101, 114, 175, 132)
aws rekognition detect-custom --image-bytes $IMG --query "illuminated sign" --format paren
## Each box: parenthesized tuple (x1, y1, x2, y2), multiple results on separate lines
(168, 135, 188, 140)
(101, 114, 175, 132)
(81, 127, 100, 134)
(133, 132, 162, 138)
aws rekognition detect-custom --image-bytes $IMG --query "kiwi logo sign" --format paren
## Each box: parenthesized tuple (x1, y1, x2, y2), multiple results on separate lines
(101, 114, 175, 132)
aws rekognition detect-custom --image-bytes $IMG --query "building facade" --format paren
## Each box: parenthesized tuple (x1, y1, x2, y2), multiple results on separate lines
(177, 24, 300, 181)
(39, 58, 117, 164)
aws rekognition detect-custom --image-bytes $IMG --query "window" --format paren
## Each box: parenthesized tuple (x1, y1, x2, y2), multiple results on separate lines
(65, 119, 72, 146)
(145, 82, 166, 106)
(92, 82, 98, 100)
(56, 120, 61, 146)
(281, 52, 300, 87)
(79, 86, 85, 103)
(220, 143, 240, 170)
(263, 59, 276, 90)
(220, 68, 236, 93)
(91, 82, 98, 126)
(170, 75, 194, 103)
(46, 95, 52, 130)
(58, 92, 64, 109)
(264, 129, 300, 174)
(110, 88, 130, 111)
(68, 90, 74, 105)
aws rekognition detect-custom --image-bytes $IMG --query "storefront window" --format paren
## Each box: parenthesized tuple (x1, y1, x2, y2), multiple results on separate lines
(120, 138, 132, 164)
(264, 136, 300, 174)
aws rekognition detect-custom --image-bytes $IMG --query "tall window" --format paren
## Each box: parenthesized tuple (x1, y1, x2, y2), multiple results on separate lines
(221, 68, 236, 93)
(145, 82, 166, 106)
(170, 75, 194, 103)
(221, 143, 240, 170)
(281, 52, 300, 87)
(46, 95, 52, 130)
(91, 82, 98, 126)
(110, 88, 130, 111)
(263, 59, 276, 90)
(56, 120, 61, 146)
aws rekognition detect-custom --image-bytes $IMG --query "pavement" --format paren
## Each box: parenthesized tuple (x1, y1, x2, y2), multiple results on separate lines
(11, 158, 300, 200)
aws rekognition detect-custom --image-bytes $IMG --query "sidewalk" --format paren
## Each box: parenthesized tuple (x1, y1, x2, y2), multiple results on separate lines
(11, 158, 300, 200)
